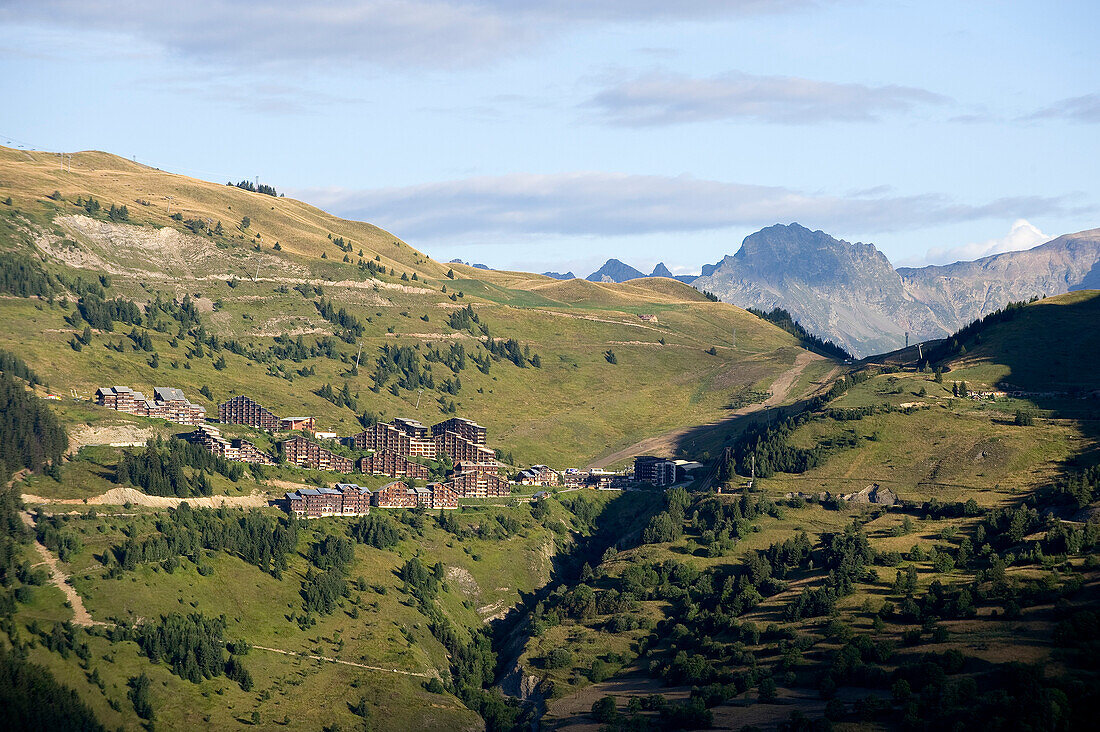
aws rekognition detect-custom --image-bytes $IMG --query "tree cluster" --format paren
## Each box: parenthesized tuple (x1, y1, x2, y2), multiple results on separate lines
(747, 307, 853, 360)
(116, 437, 245, 497)
(133, 612, 252, 690)
(110, 504, 298, 577)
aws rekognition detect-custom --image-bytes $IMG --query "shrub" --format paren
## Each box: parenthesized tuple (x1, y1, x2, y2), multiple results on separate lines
(545, 648, 572, 669)
(591, 696, 617, 723)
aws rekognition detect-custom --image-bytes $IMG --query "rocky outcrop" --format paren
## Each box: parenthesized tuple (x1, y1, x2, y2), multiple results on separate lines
(785, 484, 898, 505)
(897, 228, 1100, 325)
(847, 483, 899, 506)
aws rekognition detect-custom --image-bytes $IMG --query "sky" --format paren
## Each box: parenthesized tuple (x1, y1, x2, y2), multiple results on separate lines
(0, 1, 1097, 277)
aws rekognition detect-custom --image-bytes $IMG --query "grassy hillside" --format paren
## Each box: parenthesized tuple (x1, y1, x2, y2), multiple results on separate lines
(506, 296, 1100, 730)
(11, 146, 1099, 731)
(0, 144, 835, 732)
(932, 289, 1100, 394)
(0, 145, 816, 469)
(7, 487, 616, 730)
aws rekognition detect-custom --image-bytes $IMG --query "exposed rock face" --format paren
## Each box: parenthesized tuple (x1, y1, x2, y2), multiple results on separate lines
(694, 223, 951, 356)
(693, 223, 1100, 357)
(848, 483, 899, 506)
(897, 228, 1100, 325)
(586, 258, 646, 283)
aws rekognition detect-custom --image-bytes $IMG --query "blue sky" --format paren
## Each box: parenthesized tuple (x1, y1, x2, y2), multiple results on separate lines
(1, 1, 1096, 276)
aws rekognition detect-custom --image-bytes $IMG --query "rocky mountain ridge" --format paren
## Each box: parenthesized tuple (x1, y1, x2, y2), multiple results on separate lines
(694, 223, 1100, 356)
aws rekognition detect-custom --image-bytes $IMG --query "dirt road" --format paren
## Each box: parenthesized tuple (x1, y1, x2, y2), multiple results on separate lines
(251, 645, 434, 678)
(588, 351, 837, 469)
(19, 511, 101, 626)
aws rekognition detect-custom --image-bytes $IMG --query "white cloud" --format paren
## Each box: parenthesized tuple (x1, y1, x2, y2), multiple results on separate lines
(291, 173, 1072, 241)
(0, 1, 821, 70)
(585, 70, 950, 125)
(904, 219, 1051, 267)
(1026, 94, 1100, 124)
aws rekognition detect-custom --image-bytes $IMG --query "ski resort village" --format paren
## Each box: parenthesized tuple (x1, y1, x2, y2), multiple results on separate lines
(94, 384, 689, 518)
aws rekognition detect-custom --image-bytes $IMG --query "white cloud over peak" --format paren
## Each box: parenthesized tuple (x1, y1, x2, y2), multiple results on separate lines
(903, 219, 1051, 267)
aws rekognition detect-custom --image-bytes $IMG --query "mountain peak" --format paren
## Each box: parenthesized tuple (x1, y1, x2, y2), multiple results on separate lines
(650, 262, 675, 278)
(586, 259, 646, 283)
(731, 223, 894, 285)
(695, 222, 1100, 357)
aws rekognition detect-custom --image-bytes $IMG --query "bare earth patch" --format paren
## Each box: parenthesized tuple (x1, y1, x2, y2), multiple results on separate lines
(19, 511, 101, 626)
(68, 423, 161, 452)
(22, 486, 272, 509)
(446, 565, 481, 597)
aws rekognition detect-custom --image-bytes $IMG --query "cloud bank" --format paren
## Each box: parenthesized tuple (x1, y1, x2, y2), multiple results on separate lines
(294, 172, 1073, 242)
(586, 71, 949, 125)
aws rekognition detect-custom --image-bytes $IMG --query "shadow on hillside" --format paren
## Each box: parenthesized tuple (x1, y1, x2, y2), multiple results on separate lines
(968, 294, 1099, 468)
(894, 295, 1100, 490)
(668, 392, 823, 463)
(491, 490, 666, 684)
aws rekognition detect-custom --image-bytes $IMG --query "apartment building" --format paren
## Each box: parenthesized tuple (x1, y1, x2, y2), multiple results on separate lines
(357, 450, 431, 480)
(95, 385, 206, 426)
(391, 418, 437, 457)
(430, 416, 487, 445)
(285, 483, 371, 518)
(190, 426, 274, 465)
(634, 455, 678, 487)
(447, 469, 510, 499)
(218, 395, 282, 431)
(345, 422, 413, 454)
(435, 429, 495, 464)
(371, 480, 458, 510)
(282, 435, 354, 473)
(517, 465, 560, 487)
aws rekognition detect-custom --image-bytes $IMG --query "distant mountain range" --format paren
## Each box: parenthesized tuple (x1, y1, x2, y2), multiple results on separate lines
(541, 271, 576, 280)
(449, 258, 490, 270)
(694, 223, 1100, 357)
(582, 259, 696, 284)
(552, 223, 1100, 357)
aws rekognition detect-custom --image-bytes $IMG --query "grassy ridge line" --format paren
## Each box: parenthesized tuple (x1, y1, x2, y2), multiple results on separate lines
(0, 145, 440, 279)
(0, 144, 826, 468)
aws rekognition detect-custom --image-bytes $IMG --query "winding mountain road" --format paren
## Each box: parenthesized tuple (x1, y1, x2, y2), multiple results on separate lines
(587, 351, 838, 470)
